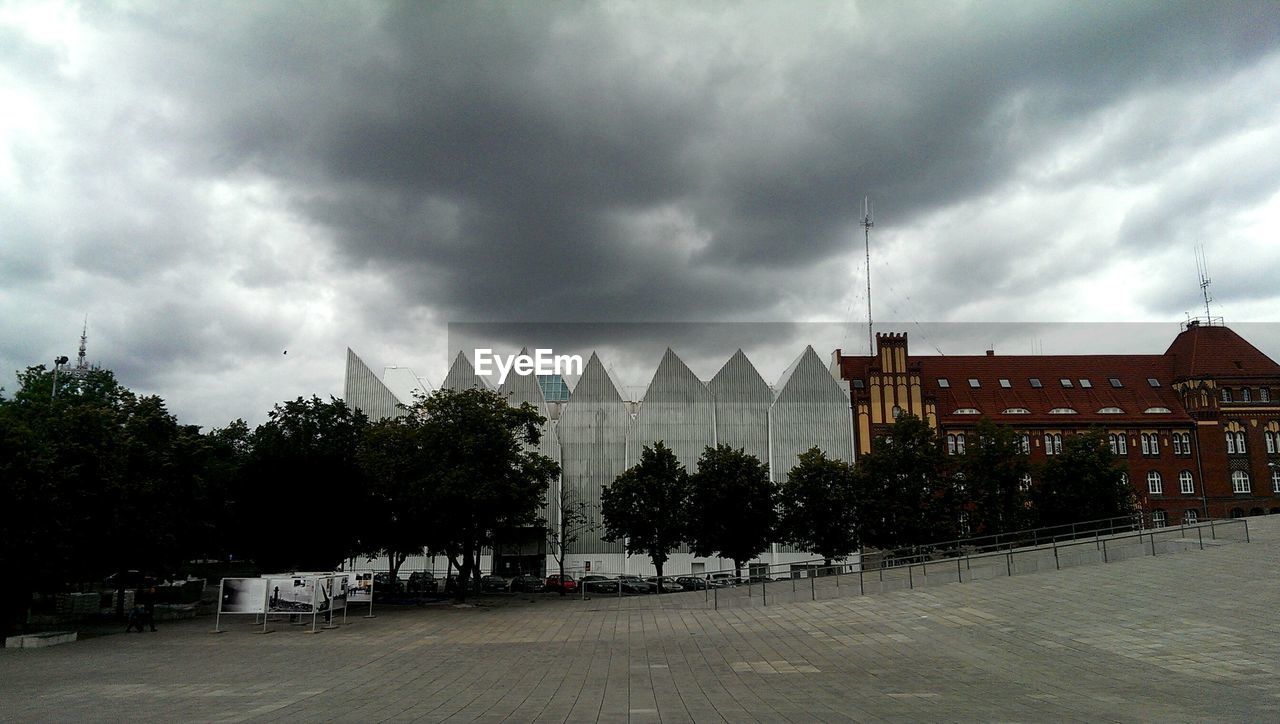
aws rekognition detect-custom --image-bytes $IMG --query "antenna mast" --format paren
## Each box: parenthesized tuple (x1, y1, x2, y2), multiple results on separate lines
(861, 196, 874, 356)
(1195, 245, 1214, 321)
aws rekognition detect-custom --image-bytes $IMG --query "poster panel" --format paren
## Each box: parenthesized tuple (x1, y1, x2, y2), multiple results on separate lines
(220, 578, 268, 614)
(348, 572, 373, 603)
(315, 576, 334, 613)
(266, 576, 316, 613)
(331, 574, 348, 611)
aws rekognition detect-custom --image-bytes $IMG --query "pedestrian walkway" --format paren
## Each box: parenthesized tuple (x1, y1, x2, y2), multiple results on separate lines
(3, 515, 1278, 722)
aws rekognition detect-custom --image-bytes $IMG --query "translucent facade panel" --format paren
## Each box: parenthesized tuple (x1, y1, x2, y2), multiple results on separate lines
(343, 348, 404, 422)
(710, 349, 773, 468)
(442, 352, 491, 391)
(499, 348, 562, 529)
(631, 349, 715, 470)
(555, 353, 629, 555)
(769, 346, 854, 483)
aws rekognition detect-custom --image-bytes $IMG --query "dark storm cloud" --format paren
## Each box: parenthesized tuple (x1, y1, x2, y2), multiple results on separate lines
(4, 1, 1280, 426)
(77, 1, 1277, 325)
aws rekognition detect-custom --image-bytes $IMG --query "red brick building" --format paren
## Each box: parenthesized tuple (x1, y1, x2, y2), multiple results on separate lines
(832, 321, 1280, 525)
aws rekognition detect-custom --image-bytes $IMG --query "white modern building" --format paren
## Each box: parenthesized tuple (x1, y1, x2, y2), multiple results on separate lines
(343, 346, 856, 579)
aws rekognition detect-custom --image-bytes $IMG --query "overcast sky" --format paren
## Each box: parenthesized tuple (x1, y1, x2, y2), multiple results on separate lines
(3, 1, 1279, 428)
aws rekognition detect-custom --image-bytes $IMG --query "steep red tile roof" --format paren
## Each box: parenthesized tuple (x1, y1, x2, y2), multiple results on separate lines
(1164, 323, 1280, 379)
(917, 354, 1189, 426)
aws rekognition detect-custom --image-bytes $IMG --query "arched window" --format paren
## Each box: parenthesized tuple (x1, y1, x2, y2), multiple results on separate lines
(1221, 388, 1232, 403)
(1048, 407, 1077, 415)
(1098, 407, 1124, 414)
(1230, 507, 1245, 518)
(1003, 407, 1030, 414)
(1272, 469, 1280, 493)
(1145, 407, 1172, 414)
(1183, 509, 1198, 525)
(1226, 431, 1247, 454)
(1242, 388, 1252, 402)
(947, 433, 966, 455)
(1019, 434, 1030, 455)
(1141, 433, 1158, 456)
(1265, 430, 1277, 455)
(1044, 433, 1062, 455)
(1171, 432, 1190, 456)
(1236, 431, 1247, 454)
(1232, 470, 1251, 494)
(1109, 433, 1127, 456)
(1179, 471, 1194, 494)
(1147, 471, 1162, 494)
(1019, 474, 1032, 492)
(1151, 509, 1166, 528)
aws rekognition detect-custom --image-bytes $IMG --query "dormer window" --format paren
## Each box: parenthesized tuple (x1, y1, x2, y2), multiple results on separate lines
(1147, 378, 1161, 387)
(968, 379, 980, 388)
(851, 379, 866, 389)
(953, 407, 981, 415)
(937, 378, 950, 388)
(1048, 407, 1077, 414)
(1003, 407, 1030, 414)
(1144, 407, 1172, 414)
(1109, 378, 1123, 388)
(1060, 379, 1073, 388)
(1079, 379, 1092, 388)
(999, 379, 1011, 388)
(1098, 407, 1124, 414)
(1029, 378, 1042, 388)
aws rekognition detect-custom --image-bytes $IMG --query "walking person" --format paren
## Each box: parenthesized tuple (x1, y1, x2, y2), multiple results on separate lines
(138, 577, 158, 632)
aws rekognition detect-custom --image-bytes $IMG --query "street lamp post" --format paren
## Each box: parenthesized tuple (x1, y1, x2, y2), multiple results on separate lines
(50, 355, 69, 402)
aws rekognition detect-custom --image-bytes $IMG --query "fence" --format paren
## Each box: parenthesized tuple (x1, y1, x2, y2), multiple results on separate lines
(579, 517, 1250, 611)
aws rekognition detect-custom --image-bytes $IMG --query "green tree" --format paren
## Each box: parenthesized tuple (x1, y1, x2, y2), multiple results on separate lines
(356, 415, 435, 587)
(688, 444, 776, 577)
(955, 419, 1033, 536)
(1033, 428, 1136, 527)
(776, 447, 858, 565)
(857, 414, 960, 549)
(409, 387, 559, 602)
(601, 442, 690, 589)
(235, 396, 370, 572)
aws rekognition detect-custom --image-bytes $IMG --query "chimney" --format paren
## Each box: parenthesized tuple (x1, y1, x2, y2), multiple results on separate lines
(985, 349, 995, 357)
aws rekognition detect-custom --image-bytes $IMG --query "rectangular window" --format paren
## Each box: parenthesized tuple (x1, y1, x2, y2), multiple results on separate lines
(937, 378, 950, 388)
(1029, 378, 1042, 388)
(968, 378, 980, 388)
(1060, 378, 1073, 388)
(1079, 379, 1092, 388)
(1109, 378, 1123, 388)
(1148, 378, 1161, 387)
(999, 379, 1011, 388)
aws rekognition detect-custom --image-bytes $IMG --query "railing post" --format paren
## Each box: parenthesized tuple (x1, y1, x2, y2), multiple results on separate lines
(859, 567, 864, 595)
(957, 557, 962, 583)
(1150, 530, 1157, 556)
(1197, 525, 1203, 550)
(763, 577, 767, 606)
(1210, 518, 1217, 540)
(908, 564, 913, 590)
(1102, 538, 1108, 563)
(810, 572, 815, 601)
(714, 585, 718, 611)
(1052, 538, 1059, 570)
(1244, 519, 1250, 543)
(1006, 551, 1012, 577)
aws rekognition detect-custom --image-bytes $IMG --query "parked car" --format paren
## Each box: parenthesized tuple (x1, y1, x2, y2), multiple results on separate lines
(617, 575, 657, 594)
(545, 574, 578, 593)
(481, 574, 511, 593)
(580, 575, 618, 594)
(645, 577, 683, 593)
(510, 575, 546, 593)
(406, 571, 438, 593)
(675, 576, 711, 591)
(373, 572, 403, 593)
(708, 573, 740, 587)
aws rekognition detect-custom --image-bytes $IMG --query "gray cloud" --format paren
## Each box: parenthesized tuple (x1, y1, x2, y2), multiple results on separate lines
(2, 1, 1279, 427)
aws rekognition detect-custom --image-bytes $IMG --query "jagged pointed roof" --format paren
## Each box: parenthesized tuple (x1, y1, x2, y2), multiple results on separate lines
(442, 351, 491, 391)
(640, 348, 710, 403)
(709, 349, 772, 401)
(568, 352, 624, 402)
(775, 346, 848, 402)
(498, 347, 549, 409)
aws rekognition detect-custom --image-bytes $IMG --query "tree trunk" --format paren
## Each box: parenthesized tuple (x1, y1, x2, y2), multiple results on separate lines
(558, 554, 567, 597)
(655, 560, 663, 593)
(455, 547, 473, 603)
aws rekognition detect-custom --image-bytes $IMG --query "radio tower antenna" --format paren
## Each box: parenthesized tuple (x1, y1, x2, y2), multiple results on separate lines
(861, 196, 874, 356)
(1195, 245, 1214, 321)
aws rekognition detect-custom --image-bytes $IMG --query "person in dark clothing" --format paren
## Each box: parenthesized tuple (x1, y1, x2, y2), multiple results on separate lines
(136, 579, 158, 632)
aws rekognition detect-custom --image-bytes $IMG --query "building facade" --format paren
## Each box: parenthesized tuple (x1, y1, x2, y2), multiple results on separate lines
(832, 321, 1280, 526)
(344, 346, 856, 578)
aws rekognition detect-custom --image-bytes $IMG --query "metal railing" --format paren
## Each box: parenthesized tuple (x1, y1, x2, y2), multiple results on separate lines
(579, 517, 1250, 611)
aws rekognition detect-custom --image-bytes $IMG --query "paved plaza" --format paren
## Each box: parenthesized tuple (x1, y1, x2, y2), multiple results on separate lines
(4, 516, 1279, 722)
